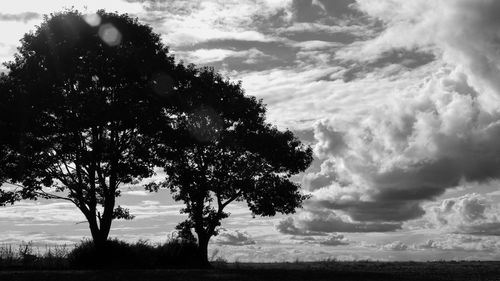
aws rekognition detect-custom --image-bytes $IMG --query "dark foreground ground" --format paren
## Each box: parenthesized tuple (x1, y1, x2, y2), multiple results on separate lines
(1, 261, 499, 281)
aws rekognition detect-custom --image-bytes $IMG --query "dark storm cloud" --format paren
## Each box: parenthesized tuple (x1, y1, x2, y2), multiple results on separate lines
(314, 200, 425, 222)
(0, 12, 40, 23)
(277, 211, 402, 235)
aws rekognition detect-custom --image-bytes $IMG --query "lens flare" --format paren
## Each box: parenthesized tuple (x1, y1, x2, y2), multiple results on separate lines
(83, 13, 101, 27)
(98, 23, 122, 47)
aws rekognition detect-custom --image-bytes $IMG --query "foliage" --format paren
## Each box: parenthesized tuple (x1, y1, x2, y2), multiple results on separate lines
(149, 67, 314, 264)
(0, 9, 177, 246)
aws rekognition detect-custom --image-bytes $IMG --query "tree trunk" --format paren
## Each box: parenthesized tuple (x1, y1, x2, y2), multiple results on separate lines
(88, 219, 107, 251)
(99, 196, 115, 245)
(196, 232, 211, 267)
(86, 210, 113, 252)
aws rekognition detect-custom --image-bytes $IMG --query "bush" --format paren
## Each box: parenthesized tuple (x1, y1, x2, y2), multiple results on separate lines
(68, 239, 201, 269)
(0, 242, 69, 269)
(156, 239, 200, 268)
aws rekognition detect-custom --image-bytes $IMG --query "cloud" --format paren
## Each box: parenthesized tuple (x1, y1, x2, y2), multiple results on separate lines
(319, 233, 349, 246)
(290, 0, 500, 235)
(314, 0, 358, 18)
(122, 201, 185, 220)
(0, 12, 40, 23)
(290, 0, 356, 22)
(302, 64, 500, 227)
(284, 232, 350, 246)
(382, 240, 409, 251)
(215, 229, 256, 246)
(176, 48, 274, 65)
(0, 201, 84, 223)
(416, 235, 500, 252)
(122, 190, 150, 196)
(135, 0, 289, 47)
(427, 193, 500, 236)
(277, 211, 402, 235)
(352, 0, 500, 103)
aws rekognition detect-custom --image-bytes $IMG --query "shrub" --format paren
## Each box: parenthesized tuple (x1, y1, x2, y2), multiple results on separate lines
(68, 238, 200, 269)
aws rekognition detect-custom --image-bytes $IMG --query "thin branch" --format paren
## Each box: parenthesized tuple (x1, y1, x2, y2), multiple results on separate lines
(34, 190, 77, 205)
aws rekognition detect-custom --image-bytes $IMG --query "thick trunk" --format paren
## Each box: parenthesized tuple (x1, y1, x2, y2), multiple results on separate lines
(86, 203, 115, 252)
(88, 218, 108, 251)
(196, 232, 211, 266)
(99, 196, 115, 244)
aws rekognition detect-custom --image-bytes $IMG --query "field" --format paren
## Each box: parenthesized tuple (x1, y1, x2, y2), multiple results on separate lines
(0, 261, 499, 281)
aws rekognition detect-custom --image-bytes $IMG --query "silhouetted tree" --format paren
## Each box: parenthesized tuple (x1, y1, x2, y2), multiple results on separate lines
(0, 74, 20, 206)
(0, 10, 178, 249)
(148, 67, 313, 265)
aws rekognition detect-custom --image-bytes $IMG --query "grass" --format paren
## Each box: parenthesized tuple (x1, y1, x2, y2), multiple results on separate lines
(0, 242, 71, 269)
(0, 242, 499, 280)
(0, 261, 499, 281)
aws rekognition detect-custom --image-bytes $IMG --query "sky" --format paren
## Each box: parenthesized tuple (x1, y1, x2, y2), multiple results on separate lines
(2, 0, 500, 262)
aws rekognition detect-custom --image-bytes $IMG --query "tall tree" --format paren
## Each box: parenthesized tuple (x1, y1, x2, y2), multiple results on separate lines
(0, 10, 178, 249)
(149, 67, 313, 265)
(0, 74, 20, 206)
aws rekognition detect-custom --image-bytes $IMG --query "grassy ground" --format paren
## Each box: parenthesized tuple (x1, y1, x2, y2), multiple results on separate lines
(0, 261, 499, 281)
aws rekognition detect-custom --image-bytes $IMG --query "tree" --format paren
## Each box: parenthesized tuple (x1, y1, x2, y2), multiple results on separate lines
(0, 10, 178, 249)
(149, 67, 313, 265)
(0, 75, 20, 206)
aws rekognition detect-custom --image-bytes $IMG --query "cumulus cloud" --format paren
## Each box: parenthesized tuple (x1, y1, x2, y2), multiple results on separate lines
(293, 0, 500, 235)
(417, 235, 500, 252)
(426, 193, 500, 236)
(382, 240, 409, 251)
(319, 233, 349, 246)
(215, 229, 256, 246)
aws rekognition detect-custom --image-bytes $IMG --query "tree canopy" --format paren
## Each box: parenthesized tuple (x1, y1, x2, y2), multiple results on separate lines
(148, 67, 314, 264)
(0, 9, 179, 248)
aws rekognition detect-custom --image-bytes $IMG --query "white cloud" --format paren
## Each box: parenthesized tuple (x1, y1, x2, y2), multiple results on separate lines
(0, 201, 84, 223)
(0, 0, 143, 14)
(122, 190, 151, 196)
(140, 0, 289, 47)
(175, 48, 274, 65)
(417, 235, 500, 253)
(424, 193, 500, 236)
(319, 233, 349, 246)
(382, 240, 409, 251)
(214, 229, 256, 246)
(292, 0, 500, 234)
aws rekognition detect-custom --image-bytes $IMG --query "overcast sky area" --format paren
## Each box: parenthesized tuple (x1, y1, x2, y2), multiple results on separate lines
(3, 0, 500, 262)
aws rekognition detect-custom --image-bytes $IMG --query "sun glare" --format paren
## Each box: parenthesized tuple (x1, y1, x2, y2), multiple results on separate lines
(98, 23, 122, 47)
